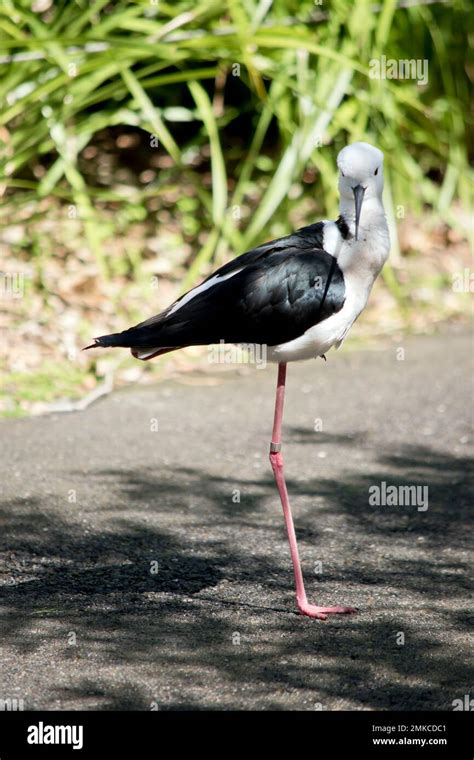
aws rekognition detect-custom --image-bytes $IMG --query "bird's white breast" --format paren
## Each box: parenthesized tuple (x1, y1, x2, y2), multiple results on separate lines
(267, 212, 389, 363)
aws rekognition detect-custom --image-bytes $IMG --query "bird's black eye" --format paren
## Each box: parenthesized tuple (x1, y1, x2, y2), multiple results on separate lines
(374, 167, 379, 176)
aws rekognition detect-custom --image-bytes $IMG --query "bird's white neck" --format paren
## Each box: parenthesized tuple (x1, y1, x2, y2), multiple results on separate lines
(339, 195, 386, 236)
(338, 195, 390, 276)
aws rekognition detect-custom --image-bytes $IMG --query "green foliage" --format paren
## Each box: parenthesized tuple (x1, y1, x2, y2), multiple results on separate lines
(0, 360, 87, 415)
(0, 0, 471, 285)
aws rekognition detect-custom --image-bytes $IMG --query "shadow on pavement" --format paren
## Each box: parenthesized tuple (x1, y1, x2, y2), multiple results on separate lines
(0, 437, 472, 710)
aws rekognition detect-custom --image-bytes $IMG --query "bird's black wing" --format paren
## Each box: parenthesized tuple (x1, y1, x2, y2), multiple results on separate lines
(93, 223, 345, 350)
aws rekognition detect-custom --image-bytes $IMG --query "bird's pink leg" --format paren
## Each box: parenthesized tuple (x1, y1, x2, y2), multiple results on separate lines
(269, 363, 357, 620)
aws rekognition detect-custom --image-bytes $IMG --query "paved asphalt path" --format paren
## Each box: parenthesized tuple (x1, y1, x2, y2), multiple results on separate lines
(0, 330, 472, 711)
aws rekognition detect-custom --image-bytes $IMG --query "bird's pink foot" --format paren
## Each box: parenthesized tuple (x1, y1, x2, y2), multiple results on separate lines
(297, 602, 357, 620)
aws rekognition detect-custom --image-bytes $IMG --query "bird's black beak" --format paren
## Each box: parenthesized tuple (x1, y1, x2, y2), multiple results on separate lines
(352, 184, 366, 241)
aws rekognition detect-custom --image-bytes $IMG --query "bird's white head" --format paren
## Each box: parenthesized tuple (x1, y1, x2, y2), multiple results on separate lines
(337, 142, 385, 239)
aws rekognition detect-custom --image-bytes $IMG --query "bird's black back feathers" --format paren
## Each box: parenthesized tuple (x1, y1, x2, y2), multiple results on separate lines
(89, 222, 345, 352)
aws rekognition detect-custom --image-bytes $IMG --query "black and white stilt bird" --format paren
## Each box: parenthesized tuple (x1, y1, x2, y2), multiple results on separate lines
(85, 141, 390, 619)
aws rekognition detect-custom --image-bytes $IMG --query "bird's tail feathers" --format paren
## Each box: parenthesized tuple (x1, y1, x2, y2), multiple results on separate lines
(83, 324, 183, 361)
(83, 332, 129, 350)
